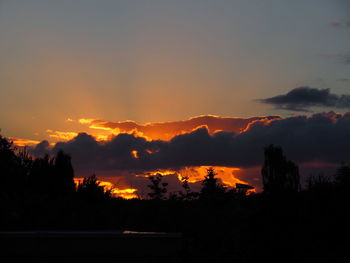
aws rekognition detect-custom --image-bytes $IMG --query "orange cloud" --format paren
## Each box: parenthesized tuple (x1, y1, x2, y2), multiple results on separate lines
(74, 115, 279, 141)
(131, 150, 139, 159)
(78, 118, 95, 124)
(9, 137, 41, 147)
(11, 115, 278, 147)
(47, 130, 78, 141)
(240, 117, 281, 133)
(46, 129, 111, 142)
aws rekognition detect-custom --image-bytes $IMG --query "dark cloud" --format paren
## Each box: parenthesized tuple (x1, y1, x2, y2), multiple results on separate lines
(330, 20, 350, 28)
(342, 54, 350, 64)
(31, 140, 50, 156)
(32, 112, 350, 176)
(336, 78, 350, 82)
(259, 87, 350, 111)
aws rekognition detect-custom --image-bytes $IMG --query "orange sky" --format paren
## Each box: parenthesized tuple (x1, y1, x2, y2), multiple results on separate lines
(1, 1, 349, 199)
(1, 1, 349, 142)
(9, 114, 279, 145)
(7, 112, 349, 198)
(9, 115, 270, 198)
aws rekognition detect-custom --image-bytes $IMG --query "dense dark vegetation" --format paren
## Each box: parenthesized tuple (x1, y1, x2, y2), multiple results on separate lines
(1, 134, 349, 262)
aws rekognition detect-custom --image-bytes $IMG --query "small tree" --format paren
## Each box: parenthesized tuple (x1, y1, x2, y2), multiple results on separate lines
(200, 168, 225, 200)
(147, 173, 168, 200)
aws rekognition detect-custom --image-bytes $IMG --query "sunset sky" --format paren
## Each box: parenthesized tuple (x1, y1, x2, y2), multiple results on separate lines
(1, 1, 350, 196)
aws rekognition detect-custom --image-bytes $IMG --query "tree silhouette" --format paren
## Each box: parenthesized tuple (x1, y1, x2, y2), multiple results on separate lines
(29, 154, 55, 194)
(179, 176, 198, 201)
(53, 150, 76, 195)
(77, 174, 110, 201)
(27, 150, 76, 196)
(0, 135, 27, 195)
(147, 173, 168, 200)
(200, 168, 225, 200)
(335, 162, 350, 186)
(261, 145, 300, 194)
(334, 163, 350, 198)
(307, 173, 332, 191)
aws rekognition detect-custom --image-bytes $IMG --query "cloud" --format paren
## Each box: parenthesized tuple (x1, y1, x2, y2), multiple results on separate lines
(259, 87, 350, 111)
(31, 112, 350, 182)
(342, 54, 350, 65)
(27, 112, 350, 191)
(330, 20, 350, 28)
(8, 137, 40, 147)
(336, 78, 349, 82)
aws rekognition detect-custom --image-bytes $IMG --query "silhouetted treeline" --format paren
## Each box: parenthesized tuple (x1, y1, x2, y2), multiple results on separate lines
(1, 135, 350, 262)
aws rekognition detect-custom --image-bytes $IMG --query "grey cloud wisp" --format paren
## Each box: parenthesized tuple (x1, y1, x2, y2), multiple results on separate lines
(259, 87, 350, 111)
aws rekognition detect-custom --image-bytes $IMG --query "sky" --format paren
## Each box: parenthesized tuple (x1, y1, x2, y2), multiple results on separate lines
(1, 0, 349, 139)
(1, 1, 350, 196)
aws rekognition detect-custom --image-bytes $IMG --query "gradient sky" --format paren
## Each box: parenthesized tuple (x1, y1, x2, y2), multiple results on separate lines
(1, 0, 350, 140)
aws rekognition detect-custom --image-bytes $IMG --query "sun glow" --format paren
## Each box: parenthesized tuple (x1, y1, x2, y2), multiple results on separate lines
(131, 150, 139, 159)
(78, 118, 95, 124)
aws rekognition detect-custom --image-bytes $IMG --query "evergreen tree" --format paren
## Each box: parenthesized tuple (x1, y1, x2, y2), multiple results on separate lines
(200, 168, 225, 200)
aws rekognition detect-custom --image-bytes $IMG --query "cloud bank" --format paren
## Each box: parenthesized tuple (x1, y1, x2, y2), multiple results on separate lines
(32, 112, 350, 175)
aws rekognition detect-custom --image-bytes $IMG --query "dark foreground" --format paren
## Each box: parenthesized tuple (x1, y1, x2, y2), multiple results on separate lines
(1, 192, 350, 263)
(0, 231, 184, 262)
(1, 136, 350, 262)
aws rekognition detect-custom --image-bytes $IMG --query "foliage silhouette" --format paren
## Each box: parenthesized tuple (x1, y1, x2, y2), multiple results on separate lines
(307, 173, 333, 191)
(261, 144, 300, 194)
(335, 162, 350, 186)
(0, 135, 26, 195)
(179, 176, 199, 201)
(200, 167, 226, 201)
(1, 133, 350, 262)
(53, 150, 76, 195)
(77, 174, 111, 201)
(29, 154, 55, 194)
(147, 173, 168, 200)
